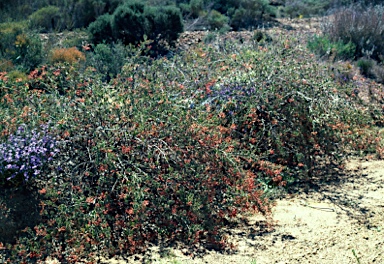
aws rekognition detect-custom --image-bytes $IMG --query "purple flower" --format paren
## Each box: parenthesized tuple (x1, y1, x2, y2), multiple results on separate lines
(0, 123, 59, 183)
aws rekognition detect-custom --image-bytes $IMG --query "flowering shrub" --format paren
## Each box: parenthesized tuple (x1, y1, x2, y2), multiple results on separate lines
(0, 30, 381, 263)
(0, 124, 59, 186)
(49, 47, 85, 65)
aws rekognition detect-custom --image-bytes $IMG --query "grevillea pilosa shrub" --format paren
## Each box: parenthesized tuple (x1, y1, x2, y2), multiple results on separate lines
(0, 32, 380, 263)
(0, 124, 59, 187)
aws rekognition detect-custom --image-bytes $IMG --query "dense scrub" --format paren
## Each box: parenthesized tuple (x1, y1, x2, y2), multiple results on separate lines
(0, 29, 383, 262)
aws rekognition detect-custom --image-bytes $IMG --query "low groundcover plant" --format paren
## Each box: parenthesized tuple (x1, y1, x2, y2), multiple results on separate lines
(0, 123, 59, 186)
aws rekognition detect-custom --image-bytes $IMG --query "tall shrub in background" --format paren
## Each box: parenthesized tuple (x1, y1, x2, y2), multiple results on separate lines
(28, 6, 61, 32)
(0, 22, 43, 71)
(229, 0, 276, 30)
(88, 13, 114, 44)
(112, 1, 149, 45)
(144, 5, 184, 54)
(88, 0, 183, 56)
(323, 4, 384, 62)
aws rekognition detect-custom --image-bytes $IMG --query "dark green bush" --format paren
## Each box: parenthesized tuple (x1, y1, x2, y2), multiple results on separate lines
(88, 13, 114, 45)
(28, 6, 61, 32)
(112, 1, 148, 45)
(324, 4, 384, 62)
(284, 0, 329, 18)
(357, 58, 375, 77)
(72, 0, 122, 29)
(89, 1, 183, 56)
(229, 0, 276, 30)
(207, 10, 230, 30)
(144, 5, 184, 52)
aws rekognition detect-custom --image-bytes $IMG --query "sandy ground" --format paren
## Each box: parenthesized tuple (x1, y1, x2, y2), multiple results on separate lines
(81, 158, 383, 264)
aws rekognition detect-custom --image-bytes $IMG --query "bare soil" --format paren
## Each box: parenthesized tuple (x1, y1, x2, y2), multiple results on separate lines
(90, 158, 383, 264)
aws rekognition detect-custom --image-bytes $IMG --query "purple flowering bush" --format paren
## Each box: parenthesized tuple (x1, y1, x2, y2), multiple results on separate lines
(0, 124, 59, 186)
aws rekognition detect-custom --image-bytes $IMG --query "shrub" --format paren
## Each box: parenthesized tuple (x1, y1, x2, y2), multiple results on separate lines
(87, 13, 114, 45)
(6, 70, 28, 82)
(0, 22, 43, 71)
(0, 22, 25, 59)
(145, 5, 184, 49)
(49, 47, 86, 64)
(284, 0, 330, 18)
(229, 0, 276, 30)
(190, 0, 205, 17)
(0, 29, 377, 263)
(307, 35, 355, 61)
(28, 6, 61, 32)
(357, 58, 375, 77)
(207, 10, 230, 30)
(14, 33, 43, 71)
(0, 59, 14, 72)
(112, 1, 148, 45)
(86, 42, 127, 76)
(89, 1, 183, 56)
(0, 124, 59, 187)
(372, 64, 384, 84)
(323, 4, 384, 62)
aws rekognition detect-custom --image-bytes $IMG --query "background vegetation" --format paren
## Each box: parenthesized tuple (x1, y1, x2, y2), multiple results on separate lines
(1, 0, 384, 263)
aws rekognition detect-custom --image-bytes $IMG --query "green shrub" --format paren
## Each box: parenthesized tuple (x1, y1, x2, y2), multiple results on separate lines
(86, 42, 127, 76)
(207, 10, 230, 30)
(0, 22, 43, 68)
(0, 22, 43, 71)
(357, 58, 375, 77)
(324, 4, 384, 62)
(229, 0, 275, 30)
(203, 32, 218, 44)
(0, 22, 25, 58)
(307, 35, 355, 60)
(144, 5, 184, 54)
(284, 0, 329, 18)
(88, 13, 114, 44)
(29, 6, 61, 32)
(190, 0, 205, 17)
(112, 1, 148, 45)
(372, 64, 384, 84)
(66, 0, 121, 29)
(89, 1, 183, 56)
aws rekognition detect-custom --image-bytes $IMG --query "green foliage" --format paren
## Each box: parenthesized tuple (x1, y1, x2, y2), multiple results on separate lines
(88, 13, 114, 44)
(28, 6, 61, 32)
(324, 4, 384, 62)
(112, 1, 148, 44)
(190, 0, 205, 17)
(207, 10, 230, 30)
(284, 0, 330, 18)
(145, 5, 184, 53)
(0, 22, 43, 71)
(89, 0, 183, 56)
(307, 35, 356, 60)
(86, 42, 127, 76)
(229, 0, 275, 30)
(357, 58, 374, 77)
